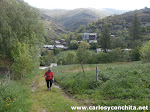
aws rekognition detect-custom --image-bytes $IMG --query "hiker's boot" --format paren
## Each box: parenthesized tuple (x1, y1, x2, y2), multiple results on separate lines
(50, 87, 52, 90)
(47, 88, 49, 91)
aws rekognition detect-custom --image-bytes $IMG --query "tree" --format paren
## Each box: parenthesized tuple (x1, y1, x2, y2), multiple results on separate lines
(90, 42, 98, 49)
(76, 41, 90, 76)
(130, 14, 142, 42)
(69, 40, 79, 49)
(112, 37, 127, 49)
(0, 0, 45, 79)
(40, 50, 55, 66)
(66, 51, 77, 64)
(11, 42, 32, 79)
(98, 24, 111, 52)
(131, 47, 141, 61)
(140, 41, 150, 62)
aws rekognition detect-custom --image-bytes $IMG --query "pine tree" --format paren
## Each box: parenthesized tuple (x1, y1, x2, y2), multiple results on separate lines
(98, 23, 111, 53)
(130, 13, 142, 41)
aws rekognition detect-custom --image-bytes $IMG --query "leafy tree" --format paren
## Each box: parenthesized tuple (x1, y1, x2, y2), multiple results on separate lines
(11, 42, 32, 79)
(66, 51, 77, 64)
(112, 37, 127, 49)
(0, 0, 45, 79)
(98, 24, 111, 52)
(77, 41, 90, 76)
(131, 47, 141, 61)
(40, 50, 55, 66)
(53, 48, 61, 55)
(140, 41, 150, 62)
(76, 33, 83, 41)
(69, 40, 79, 49)
(90, 42, 98, 49)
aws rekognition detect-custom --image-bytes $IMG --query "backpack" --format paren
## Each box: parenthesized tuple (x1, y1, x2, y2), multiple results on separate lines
(46, 70, 52, 80)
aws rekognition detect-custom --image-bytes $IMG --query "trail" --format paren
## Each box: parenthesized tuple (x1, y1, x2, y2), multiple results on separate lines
(29, 74, 82, 112)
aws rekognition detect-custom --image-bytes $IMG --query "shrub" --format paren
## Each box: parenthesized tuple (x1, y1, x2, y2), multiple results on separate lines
(90, 42, 98, 49)
(57, 57, 66, 65)
(39, 50, 55, 66)
(107, 49, 121, 62)
(131, 46, 141, 61)
(53, 48, 62, 55)
(140, 40, 150, 62)
(11, 42, 33, 79)
(66, 51, 77, 64)
(96, 52, 108, 63)
(69, 40, 79, 49)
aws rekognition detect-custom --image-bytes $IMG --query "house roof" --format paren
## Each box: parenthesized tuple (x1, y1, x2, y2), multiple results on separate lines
(43, 45, 54, 48)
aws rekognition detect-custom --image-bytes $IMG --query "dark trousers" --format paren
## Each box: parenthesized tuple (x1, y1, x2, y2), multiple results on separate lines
(46, 79, 53, 88)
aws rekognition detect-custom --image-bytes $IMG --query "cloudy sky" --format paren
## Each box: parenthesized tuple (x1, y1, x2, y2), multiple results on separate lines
(23, 0, 150, 10)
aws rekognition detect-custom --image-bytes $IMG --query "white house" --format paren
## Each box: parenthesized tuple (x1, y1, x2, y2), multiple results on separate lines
(82, 33, 97, 40)
(43, 45, 54, 49)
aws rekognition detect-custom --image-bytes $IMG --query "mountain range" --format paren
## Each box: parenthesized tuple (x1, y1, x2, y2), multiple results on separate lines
(40, 8, 128, 37)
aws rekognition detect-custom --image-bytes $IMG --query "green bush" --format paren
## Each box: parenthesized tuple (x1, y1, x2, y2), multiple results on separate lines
(11, 42, 33, 79)
(53, 48, 62, 55)
(107, 49, 121, 62)
(96, 52, 108, 63)
(40, 50, 55, 66)
(66, 51, 77, 64)
(69, 40, 79, 49)
(140, 40, 150, 62)
(131, 47, 141, 61)
(90, 42, 98, 49)
(57, 58, 66, 65)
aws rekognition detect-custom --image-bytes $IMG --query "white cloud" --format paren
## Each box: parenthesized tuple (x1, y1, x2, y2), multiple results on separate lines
(23, 0, 150, 10)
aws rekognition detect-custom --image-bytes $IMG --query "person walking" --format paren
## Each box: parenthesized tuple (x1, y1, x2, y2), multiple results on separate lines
(44, 68, 54, 90)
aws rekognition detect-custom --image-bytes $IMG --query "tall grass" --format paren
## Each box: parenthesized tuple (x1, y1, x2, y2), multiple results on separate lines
(0, 68, 41, 112)
(52, 62, 150, 110)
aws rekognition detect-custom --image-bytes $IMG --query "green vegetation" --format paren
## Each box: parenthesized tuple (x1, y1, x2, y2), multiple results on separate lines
(98, 23, 111, 52)
(0, 69, 80, 112)
(1, 0, 150, 111)
(53, 62, 150, 111)
(0, 0, 45, 79)
(40, 50, 56, 66)
(0, 69, 39, 112)
(140, 40, 150, 62)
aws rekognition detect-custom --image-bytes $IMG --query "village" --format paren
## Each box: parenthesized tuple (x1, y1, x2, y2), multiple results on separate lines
(43, 33, 131, 53)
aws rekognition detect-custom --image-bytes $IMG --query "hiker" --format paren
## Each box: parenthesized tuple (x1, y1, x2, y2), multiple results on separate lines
(44, 68, 54, 90)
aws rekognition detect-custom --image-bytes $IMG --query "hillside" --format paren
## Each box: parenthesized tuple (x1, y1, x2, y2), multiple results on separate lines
(84, 8, 150, 35)
(40, 8, 128, 32)
(41, 13, 67, 42)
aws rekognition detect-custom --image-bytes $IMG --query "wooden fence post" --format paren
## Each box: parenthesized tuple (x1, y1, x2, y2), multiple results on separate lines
(96, 66, 98, 82)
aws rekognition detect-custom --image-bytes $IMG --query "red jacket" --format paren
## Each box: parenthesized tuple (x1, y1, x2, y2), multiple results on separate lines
(44, 71, 54, 80)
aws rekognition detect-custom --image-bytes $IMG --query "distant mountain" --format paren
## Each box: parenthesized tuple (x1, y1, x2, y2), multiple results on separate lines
(82, 8, 150, 35)
(41, 13, 67, 41)
(40, 8, 128, 32)
(100, 8, 129, 15)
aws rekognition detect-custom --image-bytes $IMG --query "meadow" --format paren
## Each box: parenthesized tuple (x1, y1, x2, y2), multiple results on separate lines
(1, 61, 150, 112)
(52, 62, 150, 111)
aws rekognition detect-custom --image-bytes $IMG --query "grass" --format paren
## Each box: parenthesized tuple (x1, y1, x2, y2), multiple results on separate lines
(0, 78, 32, 112)
(30, 73, 80, 112)
(1, 62, 150, 112)
(0, 68, 82, 112)
(0, 69, 42, 112)
(52, 62, 150, 112)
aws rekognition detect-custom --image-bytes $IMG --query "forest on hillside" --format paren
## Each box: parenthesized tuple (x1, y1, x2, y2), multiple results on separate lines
(0, 0, 45, 79)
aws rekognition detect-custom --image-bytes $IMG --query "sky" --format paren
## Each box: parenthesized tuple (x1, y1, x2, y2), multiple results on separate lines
(23, 0, 150, 10)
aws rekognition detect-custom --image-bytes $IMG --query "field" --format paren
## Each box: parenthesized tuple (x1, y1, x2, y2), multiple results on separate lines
(52, 62, 150, 111)
(0, 61, 150, 112)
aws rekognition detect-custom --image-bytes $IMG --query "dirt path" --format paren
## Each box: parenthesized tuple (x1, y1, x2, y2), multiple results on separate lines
(29, 74, 82, 112)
